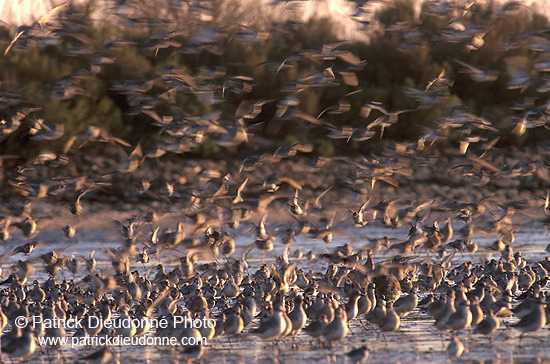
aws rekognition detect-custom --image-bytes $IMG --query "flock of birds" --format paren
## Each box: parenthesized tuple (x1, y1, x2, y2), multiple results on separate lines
(1, 0, 550, 363)
(1, 164, 550, 363)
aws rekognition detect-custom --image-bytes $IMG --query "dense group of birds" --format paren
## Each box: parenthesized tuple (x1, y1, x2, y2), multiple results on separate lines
(1, 0, 550, 363)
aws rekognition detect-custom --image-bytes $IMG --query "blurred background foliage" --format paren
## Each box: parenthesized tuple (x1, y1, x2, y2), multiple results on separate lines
(0, 0, 548, 163)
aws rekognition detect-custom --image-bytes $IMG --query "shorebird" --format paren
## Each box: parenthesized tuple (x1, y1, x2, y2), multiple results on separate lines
(444, 300, 472, 331)
(1, 325, 36, 361)
(475, 308, 499, 337)
(511, 298, 546, 346)
(346, 290, 361, 321)
(71, 188, 93, 215)
(346, 345, 370, 363)
(63, 225, 76, 239)
(0, 218, 11, 241)
(287, 295, 307, 336)
(323, 307, 348, 344)
(12, 217, 37, 237)
(356, 288, 372, 317)
(289, 189, 304, 216)
(436, 217, 452, 243)
(40, 308, 65, 362)
(373, 274, 401, 302)
(308, 213, 335, 243)
(252, 215, 275, 251)
(303, 313, 329, 340)
(512, 290, 541, 319)
(456, 60, 499, 82)
(13, 240, 44, 256)
(351, 199, 370, 227)
(177, 321, 203, 352)
(393, 287, 418, 317)
(469, 298, 484, 326)
(197, 309, 216, 340)
(425, 221, 442, 250)
(113, 305, 137, 337)
(28, 280, 46, 303)
(361, 101, 415, 138)
(366, 298, 386, 325)
(253, 302, 287, 339)
(435, 291, 456, 330)
(223, 306, 244, 336)
(221, 276, 239, 298)
(378, 301, 401, 332)
(387, 232, 427, 255)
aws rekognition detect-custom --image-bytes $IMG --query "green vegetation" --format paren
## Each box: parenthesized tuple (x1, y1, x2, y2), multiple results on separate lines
(0, 0, 548, 162)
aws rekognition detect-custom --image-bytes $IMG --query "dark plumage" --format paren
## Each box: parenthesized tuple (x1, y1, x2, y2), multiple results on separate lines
(373, 274, 401, 302)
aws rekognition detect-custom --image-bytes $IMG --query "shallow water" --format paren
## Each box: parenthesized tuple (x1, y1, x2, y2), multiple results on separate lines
(2, 218, 550, 363)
